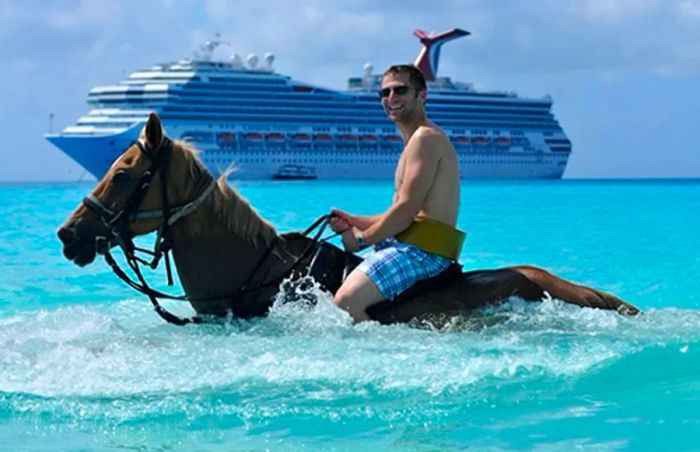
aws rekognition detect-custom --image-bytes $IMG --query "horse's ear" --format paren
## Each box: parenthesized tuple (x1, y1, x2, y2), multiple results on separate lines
(145, 112, 163, 148)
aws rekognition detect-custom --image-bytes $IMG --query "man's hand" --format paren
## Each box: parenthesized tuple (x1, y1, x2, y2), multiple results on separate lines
(330, 208, 353, 233)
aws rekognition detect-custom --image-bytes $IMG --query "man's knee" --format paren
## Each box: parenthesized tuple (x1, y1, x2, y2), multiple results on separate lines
(334, 282, 360, 310)
(333, 271, 384, 321)
(333, 286, 350, 308)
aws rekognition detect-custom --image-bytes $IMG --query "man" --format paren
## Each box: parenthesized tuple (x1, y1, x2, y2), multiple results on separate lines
(331, 64, 462, 322)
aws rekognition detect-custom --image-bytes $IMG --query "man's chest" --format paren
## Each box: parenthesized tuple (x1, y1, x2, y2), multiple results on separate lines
(394, 154, 406, 191)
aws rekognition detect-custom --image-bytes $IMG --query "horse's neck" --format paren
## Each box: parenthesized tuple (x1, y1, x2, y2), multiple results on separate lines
(167, 189, 289, 315)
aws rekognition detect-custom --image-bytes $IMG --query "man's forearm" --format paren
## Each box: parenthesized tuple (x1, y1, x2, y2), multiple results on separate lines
(362, 202, 419, 245)
(349, 214, 384, 230)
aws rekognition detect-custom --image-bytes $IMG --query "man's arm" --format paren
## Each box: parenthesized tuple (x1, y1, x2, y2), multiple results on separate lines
(332, 190, 401, 232)
(353, 132, 442, 247)
(331, 209, 384, 231)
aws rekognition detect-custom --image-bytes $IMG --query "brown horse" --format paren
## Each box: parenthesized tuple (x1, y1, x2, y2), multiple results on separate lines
(57, 113, 640, 325)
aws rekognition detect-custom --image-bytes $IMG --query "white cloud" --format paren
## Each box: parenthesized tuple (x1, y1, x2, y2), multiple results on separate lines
(45, 1, 124, 31)
(572, 0, 664, 23)
(676, 0, 700, 19)
(2, 0, 699, 79)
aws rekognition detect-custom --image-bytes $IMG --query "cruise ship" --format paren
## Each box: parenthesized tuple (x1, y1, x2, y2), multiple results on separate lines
(46, 28, 572, 179)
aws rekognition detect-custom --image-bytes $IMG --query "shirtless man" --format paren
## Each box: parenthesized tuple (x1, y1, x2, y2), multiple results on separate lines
(331, 64, 461, 322)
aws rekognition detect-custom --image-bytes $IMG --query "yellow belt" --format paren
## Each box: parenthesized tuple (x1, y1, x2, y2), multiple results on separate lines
(395, 215, 466, 260)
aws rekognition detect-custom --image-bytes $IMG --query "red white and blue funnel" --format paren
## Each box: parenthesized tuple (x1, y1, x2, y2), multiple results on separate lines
(413, 28, 470, 82)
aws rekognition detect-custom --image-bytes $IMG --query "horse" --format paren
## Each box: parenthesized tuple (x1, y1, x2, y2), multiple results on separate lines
(57, 113, 640, 325)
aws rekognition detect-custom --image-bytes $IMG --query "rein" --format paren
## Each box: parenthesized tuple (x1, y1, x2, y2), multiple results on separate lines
(83, 136, 337, 326)
(227, 213, 337, 297)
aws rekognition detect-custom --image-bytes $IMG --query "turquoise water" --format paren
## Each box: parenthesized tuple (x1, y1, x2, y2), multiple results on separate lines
(1, 179, 699, 451)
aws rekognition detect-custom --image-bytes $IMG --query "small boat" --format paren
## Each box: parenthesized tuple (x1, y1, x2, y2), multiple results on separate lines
(181, 131, 215, 143)
(273, 164, 317, 180)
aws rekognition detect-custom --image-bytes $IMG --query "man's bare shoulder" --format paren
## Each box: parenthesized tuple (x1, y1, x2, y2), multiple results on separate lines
(413, 124, 448, 139)
(407, 125, 452, 153)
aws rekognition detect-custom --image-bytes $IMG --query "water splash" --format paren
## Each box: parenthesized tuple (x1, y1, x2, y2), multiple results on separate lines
(1, 290, 699, 451)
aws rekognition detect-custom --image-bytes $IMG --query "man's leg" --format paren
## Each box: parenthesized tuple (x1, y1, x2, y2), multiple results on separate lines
(334, 269, 385, 322)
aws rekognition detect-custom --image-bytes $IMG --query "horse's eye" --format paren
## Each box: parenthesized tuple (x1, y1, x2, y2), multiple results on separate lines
(112, 169, 131, 184)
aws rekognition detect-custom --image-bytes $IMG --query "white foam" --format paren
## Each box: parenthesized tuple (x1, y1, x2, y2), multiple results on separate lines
(1, 293, 700, 402)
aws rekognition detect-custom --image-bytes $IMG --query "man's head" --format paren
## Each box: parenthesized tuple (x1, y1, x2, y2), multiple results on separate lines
(380, 64, 427, 123)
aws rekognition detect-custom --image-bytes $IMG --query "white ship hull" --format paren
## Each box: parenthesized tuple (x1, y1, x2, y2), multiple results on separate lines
(47, 122, 568, 180)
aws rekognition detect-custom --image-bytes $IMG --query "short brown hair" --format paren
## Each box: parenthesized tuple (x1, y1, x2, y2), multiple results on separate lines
(383, 64, 427, 91)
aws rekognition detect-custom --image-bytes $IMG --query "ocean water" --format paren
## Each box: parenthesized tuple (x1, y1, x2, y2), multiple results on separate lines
(1, 179, 699, 451)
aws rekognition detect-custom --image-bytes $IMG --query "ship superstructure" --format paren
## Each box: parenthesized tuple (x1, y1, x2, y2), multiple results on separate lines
(46, 29, 571, 179)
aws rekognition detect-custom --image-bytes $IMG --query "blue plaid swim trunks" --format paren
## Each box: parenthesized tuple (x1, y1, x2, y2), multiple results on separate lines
(356, 238, 452, 300)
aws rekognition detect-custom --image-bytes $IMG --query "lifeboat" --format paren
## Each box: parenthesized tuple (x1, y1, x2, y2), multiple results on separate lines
(291, 133, 312, 142)
(381, 134, 402, 142)
(496, 136, 512, 146)
(243, 132, 263, 141)
(215, 132, 236, 148)
(336, 133, 357, 142)
(359, 134, 378, 142)
(313, 133, 333, 141)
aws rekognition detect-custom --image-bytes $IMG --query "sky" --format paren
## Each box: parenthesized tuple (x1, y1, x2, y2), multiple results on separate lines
(0, 0, 699, 181)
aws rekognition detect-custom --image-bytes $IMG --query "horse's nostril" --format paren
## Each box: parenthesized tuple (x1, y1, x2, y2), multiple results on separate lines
(57, 226, 76, 244)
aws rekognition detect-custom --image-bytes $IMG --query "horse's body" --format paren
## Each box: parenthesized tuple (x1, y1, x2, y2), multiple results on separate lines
(57, 113, 639, 325)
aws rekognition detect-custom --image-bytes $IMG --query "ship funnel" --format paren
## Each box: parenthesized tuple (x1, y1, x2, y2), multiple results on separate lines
(413, 28, 469, 82)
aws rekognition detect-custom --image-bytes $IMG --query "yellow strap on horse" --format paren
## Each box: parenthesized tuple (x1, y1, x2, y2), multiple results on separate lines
(395, 215, 466, 260)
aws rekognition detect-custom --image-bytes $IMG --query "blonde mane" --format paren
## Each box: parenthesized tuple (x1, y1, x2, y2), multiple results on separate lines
(172, 139, 278, 246)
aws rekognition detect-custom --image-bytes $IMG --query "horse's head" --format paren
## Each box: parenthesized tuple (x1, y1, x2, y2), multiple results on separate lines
(57, 112, 201, 266)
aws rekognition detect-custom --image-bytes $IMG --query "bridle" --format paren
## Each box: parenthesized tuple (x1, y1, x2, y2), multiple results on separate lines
(82, 137, 219, 325)
(82, 136, 336, 325)
(84, 139, 217, 258)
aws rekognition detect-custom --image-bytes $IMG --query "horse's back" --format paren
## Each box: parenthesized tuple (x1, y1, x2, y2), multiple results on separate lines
(276, 235, 640, 323)
(366, 268, 545, 324)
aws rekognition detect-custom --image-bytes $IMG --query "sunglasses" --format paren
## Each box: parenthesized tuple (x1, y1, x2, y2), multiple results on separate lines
(378, 85, 412, 98)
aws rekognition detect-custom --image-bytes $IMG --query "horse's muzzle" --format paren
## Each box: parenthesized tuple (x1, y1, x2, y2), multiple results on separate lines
(57, 224, 97, 266)
(57, 225, 76, 245)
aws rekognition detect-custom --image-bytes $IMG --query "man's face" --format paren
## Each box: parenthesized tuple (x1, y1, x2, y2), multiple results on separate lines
(380, 72, 425, 123)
